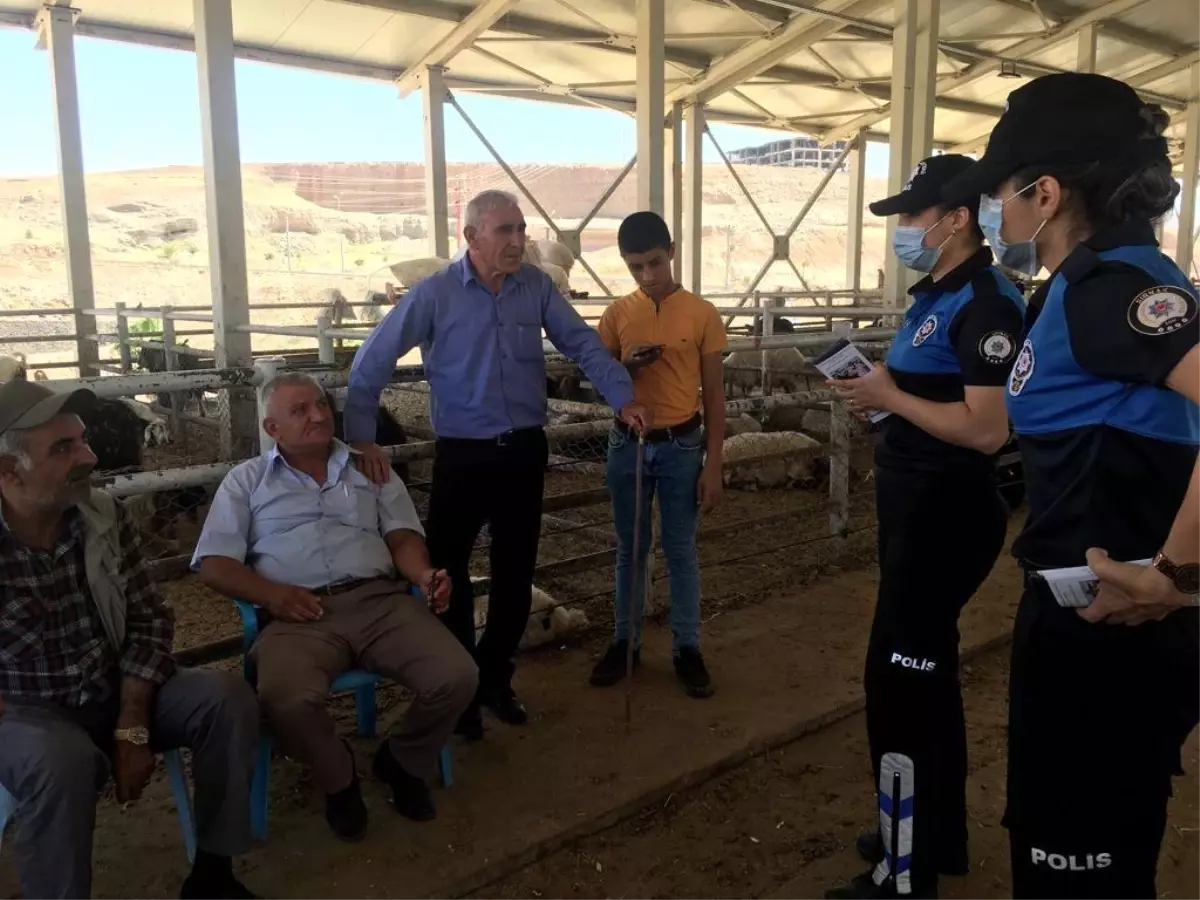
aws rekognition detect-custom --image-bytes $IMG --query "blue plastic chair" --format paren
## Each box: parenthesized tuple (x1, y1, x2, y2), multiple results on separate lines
(0, 747, 197, 863)
(235, 589, 454, 839)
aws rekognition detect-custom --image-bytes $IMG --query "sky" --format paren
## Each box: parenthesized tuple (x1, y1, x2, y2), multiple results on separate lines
(0, 26, 891, 179)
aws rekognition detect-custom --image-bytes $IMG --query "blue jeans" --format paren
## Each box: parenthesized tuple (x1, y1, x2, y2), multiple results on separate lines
(605, 425, 705, 653)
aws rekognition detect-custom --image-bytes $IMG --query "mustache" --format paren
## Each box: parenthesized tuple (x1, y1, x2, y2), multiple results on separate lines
(67, 465, 93, 484)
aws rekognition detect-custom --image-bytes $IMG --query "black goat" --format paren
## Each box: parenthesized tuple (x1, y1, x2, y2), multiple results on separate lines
(751, 316, 795, 337)
(324, 391, 411, 485)
(135, 344, 212, 414)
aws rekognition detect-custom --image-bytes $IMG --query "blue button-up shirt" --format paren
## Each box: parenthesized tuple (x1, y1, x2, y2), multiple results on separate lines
(345, 257, 636, 441)
(190, 440, 424, 591)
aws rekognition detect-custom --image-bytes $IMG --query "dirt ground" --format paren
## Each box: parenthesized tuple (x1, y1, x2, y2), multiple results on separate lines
(2, 507, 1196, 899)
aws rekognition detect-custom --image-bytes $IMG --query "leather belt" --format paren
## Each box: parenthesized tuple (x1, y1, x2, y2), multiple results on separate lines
(313, 577, 375, 597)
(614, 413, 702, 444)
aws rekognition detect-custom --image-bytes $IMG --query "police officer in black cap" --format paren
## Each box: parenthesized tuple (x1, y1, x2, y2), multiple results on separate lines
(825, 153, 1025, 899)
(941, 72, 1199, 899)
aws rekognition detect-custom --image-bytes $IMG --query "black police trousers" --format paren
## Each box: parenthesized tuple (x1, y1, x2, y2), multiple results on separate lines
(425, 428, 549, 696)
(1006, 586, 1199, 899)
(864, 467, 1008, 890)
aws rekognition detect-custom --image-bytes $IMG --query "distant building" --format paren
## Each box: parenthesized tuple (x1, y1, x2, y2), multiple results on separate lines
(728, 137, 849, 171)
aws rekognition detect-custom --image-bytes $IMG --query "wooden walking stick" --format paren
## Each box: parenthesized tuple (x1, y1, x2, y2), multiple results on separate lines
(625, 432, 646, 729)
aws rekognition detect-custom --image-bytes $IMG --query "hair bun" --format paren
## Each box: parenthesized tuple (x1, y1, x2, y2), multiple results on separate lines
(1138, 103, 1169, 139)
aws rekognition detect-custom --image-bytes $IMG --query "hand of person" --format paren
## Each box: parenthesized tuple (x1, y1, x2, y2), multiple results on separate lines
(350, 441, 391, 486)
(266, 585, 324, 623)
(618, 402, 652, 434)
(623, 342, 664, 371)
(113, 740, 156, 804)
(826, 363, 897, 420)
(1078, 548, 1195, 626)
(418, 568, 452, 614)
(697, 459, 724, 513)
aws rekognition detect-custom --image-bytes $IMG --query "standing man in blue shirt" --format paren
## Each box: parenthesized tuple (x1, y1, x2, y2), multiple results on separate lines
(345, 189, 650, 740)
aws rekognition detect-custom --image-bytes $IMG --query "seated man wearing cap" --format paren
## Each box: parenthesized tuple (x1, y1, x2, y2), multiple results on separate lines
(192, 372, 477, 843)
(0, 379, 260, 900)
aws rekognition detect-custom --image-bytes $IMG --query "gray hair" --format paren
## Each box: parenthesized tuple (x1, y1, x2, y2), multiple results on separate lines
(261, 372, 325, 417)
(465, 189, 520, 232)
(0, 427, 31, 469)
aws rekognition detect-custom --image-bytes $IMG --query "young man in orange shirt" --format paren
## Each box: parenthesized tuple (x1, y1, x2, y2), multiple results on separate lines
(589, 212, 727, 698)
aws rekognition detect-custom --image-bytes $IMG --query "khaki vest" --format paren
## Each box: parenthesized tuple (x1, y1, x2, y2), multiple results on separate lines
(76, 489, 129, 653)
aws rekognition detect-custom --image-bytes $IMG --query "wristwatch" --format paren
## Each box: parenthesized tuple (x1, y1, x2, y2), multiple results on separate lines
(114, 726, 151, 746)
(1151, 551, 1200, 596)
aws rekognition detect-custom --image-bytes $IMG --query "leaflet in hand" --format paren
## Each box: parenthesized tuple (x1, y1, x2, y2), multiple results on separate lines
(812, 338, 890, 424)
(1034, 558, 1153, 608)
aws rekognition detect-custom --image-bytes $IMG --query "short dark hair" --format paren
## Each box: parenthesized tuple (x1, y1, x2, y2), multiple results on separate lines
(618, 211, 672, 255)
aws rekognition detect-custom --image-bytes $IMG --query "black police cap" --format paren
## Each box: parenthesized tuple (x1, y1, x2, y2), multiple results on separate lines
(869, 153, 979, 217)
(942, 72, 1165, 204)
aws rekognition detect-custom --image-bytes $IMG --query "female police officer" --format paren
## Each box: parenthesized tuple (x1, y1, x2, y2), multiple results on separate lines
(825, 154, 1025, 899)
(940, 72, 1199, 899)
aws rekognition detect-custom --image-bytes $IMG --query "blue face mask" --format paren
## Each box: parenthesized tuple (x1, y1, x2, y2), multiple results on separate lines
(978, 183, 1047, 276)
(892, 213, 954, 273)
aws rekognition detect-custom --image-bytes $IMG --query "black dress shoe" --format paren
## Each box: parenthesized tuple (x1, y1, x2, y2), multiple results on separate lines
(325, 777, 368, 842)
(589, 640, 640, 687)
(824, 870, 937, 899)
(481, 688, 528, 725)
(857, 829, 884, 865)
(373, 741, 435, 821)
(180, 872, 257, 899)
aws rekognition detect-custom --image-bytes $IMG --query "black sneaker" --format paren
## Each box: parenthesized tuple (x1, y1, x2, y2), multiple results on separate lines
(857, 829, 884, 865)
(180, 872, 257, 899)
(824, 870, 937, 900)
(589, 639, 640, 687)
(481, 687, 528, 725)
(324, 743, 368, 842)
(372, 741, 435, 822)
(673, 647, 714, 698)
(454, 704, 484, 741)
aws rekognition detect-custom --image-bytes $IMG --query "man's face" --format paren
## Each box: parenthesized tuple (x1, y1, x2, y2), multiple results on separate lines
(0, 414, 97, 513)
(467, 204, 527, 275)
(264, 382, 335, 453)
(622, 244, 675, 300)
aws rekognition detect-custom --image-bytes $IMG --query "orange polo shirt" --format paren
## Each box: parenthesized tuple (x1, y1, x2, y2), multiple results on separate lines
(597, 287, 727, 427)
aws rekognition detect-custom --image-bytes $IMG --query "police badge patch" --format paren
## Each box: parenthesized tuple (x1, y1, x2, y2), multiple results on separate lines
(979, 330, 1016, 364)
(1127, 286, 1197, 336)
(912, 314, 938, 347)
(1008, 339, 1035, 396)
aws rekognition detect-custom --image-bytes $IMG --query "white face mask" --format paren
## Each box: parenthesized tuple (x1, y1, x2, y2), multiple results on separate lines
(978, 181, 1047, 276)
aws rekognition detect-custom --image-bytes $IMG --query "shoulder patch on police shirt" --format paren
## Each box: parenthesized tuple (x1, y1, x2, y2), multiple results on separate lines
(1127, 286, 1197, 337)
(1008, 339, 1035, 396)
(979, 330, 1016, 364)
(912, 314, 938, 347)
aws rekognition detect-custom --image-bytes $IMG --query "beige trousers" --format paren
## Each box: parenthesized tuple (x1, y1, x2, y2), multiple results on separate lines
(253, 579, 477, 793)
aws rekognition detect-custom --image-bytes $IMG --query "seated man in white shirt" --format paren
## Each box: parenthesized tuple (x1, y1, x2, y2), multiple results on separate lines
(191, 372, 477, 842)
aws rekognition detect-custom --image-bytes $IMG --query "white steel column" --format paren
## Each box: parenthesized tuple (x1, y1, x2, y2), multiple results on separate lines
(1077, 23, 1098, 72)
(666, 101, 684, 282)
(683, 103, 705, 294)
(884, 0, 939, 309)
(846, 133, 866, 292)
(1177, 74, 1199, 274)
(195, 0, 255, 459)
(636, 0, 666, 214)
(35, 5, 98, 378)
(422, 65, 450, 257)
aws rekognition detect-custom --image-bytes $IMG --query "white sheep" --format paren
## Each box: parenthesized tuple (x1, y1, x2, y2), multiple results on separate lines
(539, 261, 571, 298)
(521, 239, 544, 269)
(724, 412, 763, 438)
(32, 370, 47, 382)
(723, 347, 810, 397)
(537, 239, 576, 274)
(722, 430, 822, 491)
(763, 406, 832, 442)
(473, 585, 589, 651)
(388, 256, 451, 288)
(319, 287, 355, 324)
(118, 398, 171, 448)
(0, 353, 27, 382)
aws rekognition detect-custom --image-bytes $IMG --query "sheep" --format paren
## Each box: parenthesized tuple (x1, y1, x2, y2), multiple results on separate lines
(0, 353, 26, 381)
(117, 398, 171, 448)
(723, 347, 810, 397)
(473, 585, 589, 651)
(724, 413, 763, 438)
(763, 405, 831, 442)
(722, 430, 822, 491)
(319, 287, 355, 324)
(388, 257, 451, 288)
(32, 370, 47, 382)
(536, 239, 576, 274)
(135, 344, 211, 415)
(539, 261, 572, 298)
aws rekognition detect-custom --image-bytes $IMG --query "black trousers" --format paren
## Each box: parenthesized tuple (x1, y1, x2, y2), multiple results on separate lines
(864, 466, 1008, 890)
(425, 428, 549, 695)
(1006, 585, 1199, 899)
